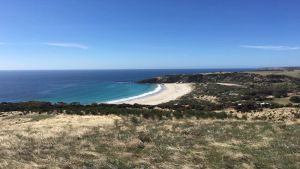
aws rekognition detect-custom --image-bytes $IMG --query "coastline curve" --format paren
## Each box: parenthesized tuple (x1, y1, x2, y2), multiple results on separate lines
(106, 84, 163, 104)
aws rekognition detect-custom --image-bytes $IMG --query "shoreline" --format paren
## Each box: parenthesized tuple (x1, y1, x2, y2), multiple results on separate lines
(106, 84, 163, 104)
(111, 83, 193, 105)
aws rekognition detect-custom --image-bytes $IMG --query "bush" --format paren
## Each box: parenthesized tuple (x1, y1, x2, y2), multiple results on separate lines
(138, 132, 152, 143)
(130, 116, 140, 125)
(290, 96, 300, 103)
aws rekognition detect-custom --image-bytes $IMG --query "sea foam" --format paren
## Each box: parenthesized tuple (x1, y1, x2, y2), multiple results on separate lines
(106, 84, 163, 104)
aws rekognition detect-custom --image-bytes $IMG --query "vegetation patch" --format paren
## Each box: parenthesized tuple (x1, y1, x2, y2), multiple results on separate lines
(0, 114, 299, 168)
(290, 96, 300, 103)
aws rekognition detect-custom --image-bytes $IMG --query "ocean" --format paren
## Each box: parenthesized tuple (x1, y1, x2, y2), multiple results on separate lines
(0, 69, 253, 104)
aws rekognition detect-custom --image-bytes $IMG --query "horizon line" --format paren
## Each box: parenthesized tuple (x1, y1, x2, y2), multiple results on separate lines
(0, 66, 298, 71)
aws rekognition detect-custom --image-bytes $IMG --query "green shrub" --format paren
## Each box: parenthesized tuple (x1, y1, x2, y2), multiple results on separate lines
(290, 96, 300, 103)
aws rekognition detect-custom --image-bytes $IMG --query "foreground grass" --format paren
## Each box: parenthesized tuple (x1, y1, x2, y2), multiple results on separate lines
(0, 114, 299, 169)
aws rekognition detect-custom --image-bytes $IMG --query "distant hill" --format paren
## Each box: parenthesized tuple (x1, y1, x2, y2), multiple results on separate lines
(257, 67, 300, 71)
(139, 72, 300, 84)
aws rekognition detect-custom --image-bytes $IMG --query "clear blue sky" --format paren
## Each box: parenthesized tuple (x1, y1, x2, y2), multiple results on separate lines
(0, 0, 299, 70)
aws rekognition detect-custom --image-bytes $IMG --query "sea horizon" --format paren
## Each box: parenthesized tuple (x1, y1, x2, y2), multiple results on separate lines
(0, 67, 258, 71)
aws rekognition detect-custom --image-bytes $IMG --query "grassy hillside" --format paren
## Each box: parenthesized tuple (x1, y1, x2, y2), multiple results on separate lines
(0, 114, 299, 169)
(248, 70, 300, 79)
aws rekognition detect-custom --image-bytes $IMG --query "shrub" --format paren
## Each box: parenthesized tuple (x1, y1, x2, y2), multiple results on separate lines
(138, 132, 152, 143)
(290, 96, 300, 103)
(130, 116, 140, 125)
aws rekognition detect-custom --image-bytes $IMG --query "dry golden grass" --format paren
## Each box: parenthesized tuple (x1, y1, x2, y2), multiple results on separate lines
(228, 107, 300, 121)
(0, 114, 121, 138)
(0, 113, 299, 169)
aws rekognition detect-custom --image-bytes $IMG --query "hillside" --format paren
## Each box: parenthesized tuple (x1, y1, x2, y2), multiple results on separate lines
(139, 72, 300, 84)
(1, 71, 300, 168)
(0, 113, 299, 168)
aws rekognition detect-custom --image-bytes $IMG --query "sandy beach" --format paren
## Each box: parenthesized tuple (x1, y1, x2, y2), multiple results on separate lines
(117, 83, 193, 105)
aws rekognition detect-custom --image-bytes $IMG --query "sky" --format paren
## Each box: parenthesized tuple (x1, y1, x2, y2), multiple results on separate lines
(0, 0, 299, 70)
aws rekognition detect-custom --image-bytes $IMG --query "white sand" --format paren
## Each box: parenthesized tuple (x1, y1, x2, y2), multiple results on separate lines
(117, 83, 193, 105)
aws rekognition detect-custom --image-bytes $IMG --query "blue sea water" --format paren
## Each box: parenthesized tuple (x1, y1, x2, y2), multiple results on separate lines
(0, 69, 253, 104)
